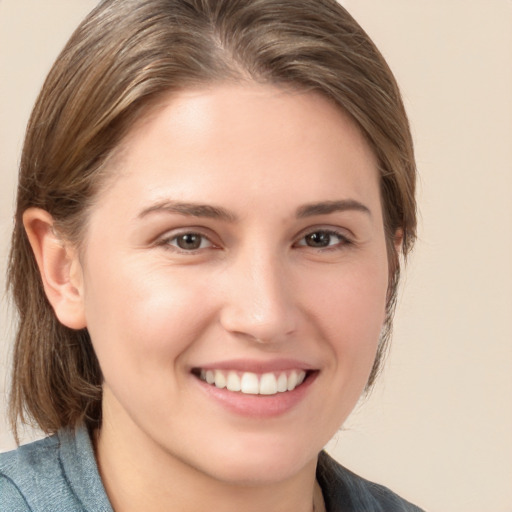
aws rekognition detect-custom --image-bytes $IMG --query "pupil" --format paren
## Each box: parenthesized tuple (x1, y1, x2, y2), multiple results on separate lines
(178, 234, 201, 250)
(306, 232, 330, 247)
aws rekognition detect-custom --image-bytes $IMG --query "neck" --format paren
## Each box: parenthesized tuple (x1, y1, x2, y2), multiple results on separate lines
(94, 414, 321, 512)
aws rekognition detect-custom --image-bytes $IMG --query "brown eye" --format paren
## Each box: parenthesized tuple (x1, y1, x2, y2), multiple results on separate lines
(304, 231, 332, 247)
(296, 229, 349, 249)
(164, 233, 212, 251)
(176, 233, 203, 250)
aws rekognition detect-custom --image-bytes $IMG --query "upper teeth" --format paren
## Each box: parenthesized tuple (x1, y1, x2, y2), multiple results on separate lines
(199, 369, 306, 395)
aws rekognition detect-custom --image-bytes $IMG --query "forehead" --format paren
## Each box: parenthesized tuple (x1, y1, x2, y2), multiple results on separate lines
(94, 83, 380, 219)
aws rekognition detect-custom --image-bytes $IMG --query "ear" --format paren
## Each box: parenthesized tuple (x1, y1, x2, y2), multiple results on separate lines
(23, 208, 87, 329)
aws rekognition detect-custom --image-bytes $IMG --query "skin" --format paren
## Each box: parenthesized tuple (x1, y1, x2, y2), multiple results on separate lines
(25, 83, 395, 512)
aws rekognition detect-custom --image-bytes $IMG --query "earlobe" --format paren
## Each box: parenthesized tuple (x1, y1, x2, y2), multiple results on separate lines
(23, 208, 87, 330)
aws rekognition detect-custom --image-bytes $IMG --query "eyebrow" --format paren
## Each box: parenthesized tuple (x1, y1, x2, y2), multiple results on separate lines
(138, 200, 238, 222)
(138, 198, 370, 222)
(296, 199, 371, 218)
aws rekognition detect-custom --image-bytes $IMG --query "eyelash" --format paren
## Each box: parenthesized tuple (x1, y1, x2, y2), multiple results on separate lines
(158, 231, 215, 253)
(294, 228, 352, 250)
(157, 228, 352, 253)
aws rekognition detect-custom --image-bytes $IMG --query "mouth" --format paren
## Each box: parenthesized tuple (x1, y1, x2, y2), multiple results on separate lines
(191, 368, 313, 396)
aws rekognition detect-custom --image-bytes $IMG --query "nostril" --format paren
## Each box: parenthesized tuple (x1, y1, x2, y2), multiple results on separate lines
(219, 306, 298, 344)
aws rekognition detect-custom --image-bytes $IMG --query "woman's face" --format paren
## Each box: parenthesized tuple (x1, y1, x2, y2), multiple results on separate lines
(77, 83, 390, 484)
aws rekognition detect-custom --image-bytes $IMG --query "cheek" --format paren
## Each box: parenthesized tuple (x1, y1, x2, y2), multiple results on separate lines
(309, 259, 389, 362)
(293, 258, 389, 434)
(81, 256, 215, 380)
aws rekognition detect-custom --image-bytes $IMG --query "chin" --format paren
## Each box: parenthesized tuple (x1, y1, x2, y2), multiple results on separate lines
(185, 433, 320, 486)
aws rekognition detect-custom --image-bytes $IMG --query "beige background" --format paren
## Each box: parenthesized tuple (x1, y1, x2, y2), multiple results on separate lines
(1, 1, 511, 511)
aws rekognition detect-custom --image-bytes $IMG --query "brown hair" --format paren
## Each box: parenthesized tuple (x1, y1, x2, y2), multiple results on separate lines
(8, 0, 416, 439)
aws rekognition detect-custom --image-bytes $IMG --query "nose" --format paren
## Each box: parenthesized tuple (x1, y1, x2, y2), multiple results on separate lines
(218, 249, 298, 344)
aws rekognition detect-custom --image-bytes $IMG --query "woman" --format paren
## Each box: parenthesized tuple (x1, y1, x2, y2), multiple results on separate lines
(1, 0, 422, 510)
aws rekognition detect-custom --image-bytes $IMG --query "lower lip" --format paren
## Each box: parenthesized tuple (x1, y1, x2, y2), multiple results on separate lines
(193, 372, 318, 419)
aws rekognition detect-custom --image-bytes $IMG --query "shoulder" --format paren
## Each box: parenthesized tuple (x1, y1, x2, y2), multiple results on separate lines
(1, 434, 61, 511)
(317, 451, 425, 512)
(0, 472, 31, 511)
(0, 427, 112, 512)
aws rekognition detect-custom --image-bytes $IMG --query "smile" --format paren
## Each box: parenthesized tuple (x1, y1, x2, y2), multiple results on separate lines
(195, 369, 307, 396)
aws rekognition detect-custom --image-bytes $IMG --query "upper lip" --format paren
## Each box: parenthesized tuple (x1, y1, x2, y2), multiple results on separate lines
(191, 358, 318, 374)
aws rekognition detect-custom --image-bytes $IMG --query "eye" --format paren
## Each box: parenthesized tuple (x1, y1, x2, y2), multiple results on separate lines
(296, 229, 350, 249)
(163, 232, 213, 251)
